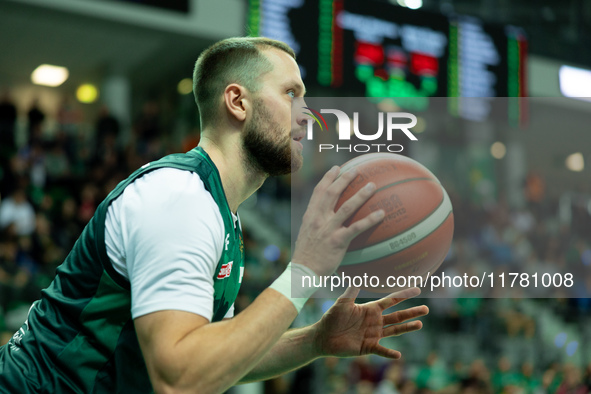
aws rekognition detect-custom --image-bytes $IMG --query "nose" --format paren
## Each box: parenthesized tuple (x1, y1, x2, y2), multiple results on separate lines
(292, 97, 313, 127)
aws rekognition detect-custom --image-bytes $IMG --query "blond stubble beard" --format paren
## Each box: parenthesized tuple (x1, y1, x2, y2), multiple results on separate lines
(241, 98, 303, 177)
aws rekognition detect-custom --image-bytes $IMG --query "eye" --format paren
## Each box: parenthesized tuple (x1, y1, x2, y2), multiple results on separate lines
(287, 90, 296, 98)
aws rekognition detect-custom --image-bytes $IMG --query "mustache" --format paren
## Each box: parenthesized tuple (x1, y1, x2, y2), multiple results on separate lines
(291, 126, 307, 136)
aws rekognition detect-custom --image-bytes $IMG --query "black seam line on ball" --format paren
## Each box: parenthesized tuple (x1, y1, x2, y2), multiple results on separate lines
(372, 177, 437, 194)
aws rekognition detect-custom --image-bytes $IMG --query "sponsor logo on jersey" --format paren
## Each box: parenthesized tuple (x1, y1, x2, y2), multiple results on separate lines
(217, 261, 233, 279)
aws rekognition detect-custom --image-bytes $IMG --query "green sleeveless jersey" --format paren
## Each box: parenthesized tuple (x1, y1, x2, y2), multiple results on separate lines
(0, 147, 244, 393)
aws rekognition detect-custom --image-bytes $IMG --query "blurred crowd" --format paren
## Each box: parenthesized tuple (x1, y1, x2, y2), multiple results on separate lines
(1, 90, 591, 394)
(0, 91, 181, 333)
(242, 187, 591, 394)
(297, 352, 591, 394)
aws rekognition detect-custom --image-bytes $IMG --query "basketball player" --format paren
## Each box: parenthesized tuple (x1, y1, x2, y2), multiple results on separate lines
(0, 37, 428, 393)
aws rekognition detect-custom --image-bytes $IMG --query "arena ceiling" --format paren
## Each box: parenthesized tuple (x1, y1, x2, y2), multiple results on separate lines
(0, 0, 213, 91)
(2, 0, 590, 92)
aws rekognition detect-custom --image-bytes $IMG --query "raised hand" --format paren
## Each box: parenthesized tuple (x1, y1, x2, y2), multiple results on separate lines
(292, 166, 385, 277)
(312, 287, 428, 359)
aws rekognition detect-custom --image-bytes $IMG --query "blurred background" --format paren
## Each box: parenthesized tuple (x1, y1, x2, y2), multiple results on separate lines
(0, 0, 590, 393)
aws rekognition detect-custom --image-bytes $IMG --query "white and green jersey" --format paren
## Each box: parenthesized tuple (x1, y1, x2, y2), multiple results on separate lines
(0, 147, 245, 393)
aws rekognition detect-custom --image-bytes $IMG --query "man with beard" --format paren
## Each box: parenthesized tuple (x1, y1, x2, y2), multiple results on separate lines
(0, 37, 428, 393)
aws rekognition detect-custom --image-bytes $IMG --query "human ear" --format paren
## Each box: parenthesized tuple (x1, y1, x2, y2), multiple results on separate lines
(223, 84, 248, 122)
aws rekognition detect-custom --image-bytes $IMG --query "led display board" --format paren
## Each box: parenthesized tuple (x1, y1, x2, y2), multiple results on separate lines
(248, 0, 527, 121)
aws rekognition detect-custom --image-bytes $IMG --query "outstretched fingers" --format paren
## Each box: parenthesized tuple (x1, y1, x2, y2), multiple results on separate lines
(383, 305, 429, 326)
(383, 320, 423, 338)
(372, 345, 402, 360)
(371, 317, 425, 359)
(376, 287, 422, 310)
(366, 289, 427, 360)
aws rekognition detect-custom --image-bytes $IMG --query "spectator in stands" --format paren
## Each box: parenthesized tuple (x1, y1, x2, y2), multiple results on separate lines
(0, 239, 33, 313)
(57, 96, 82, 135)
(44, 140, 70, 182)
(415, 352, 452, 391)
(348, 355, 380, 388)
(0, 90, 17, 158)
(465, 359, 493, 393)
(94, 105, 123, 173)
(492, 357, 521, 392)
(133, 100, 163, 160)
(95, 105, 120, 143)
(0, 187, 36, 237)
(27, 98, 45, 146)
(374, 361, 404, 394)
(52, 197, 80, 251)
(519, 362, 542, 393)
(77, 184, 98, 224)
(583, 363, 591, 390)
(557, 364, 587, 394)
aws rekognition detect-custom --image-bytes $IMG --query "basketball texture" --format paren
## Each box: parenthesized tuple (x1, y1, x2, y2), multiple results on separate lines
(336, 153, 454, 290)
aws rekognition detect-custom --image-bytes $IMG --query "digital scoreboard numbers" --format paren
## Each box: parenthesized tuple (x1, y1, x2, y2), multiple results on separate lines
(328, 0, 450, 101)
(247, 0, 315, 80)
(247, 0, 527, 119)
(448, 16, 527, 121)
(329, 0, 527, 104)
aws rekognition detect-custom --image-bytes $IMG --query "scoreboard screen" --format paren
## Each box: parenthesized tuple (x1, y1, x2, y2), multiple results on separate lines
(247, 0, 527, 119)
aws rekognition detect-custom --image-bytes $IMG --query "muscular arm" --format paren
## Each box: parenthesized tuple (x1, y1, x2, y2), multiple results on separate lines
(135, 168, 387, 393)
(135, 288, 298, 394)
(239, 325, 319, 383)
(240, 287, 429, 384)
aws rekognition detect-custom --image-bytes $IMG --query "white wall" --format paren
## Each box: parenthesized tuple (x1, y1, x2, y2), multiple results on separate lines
(528, 55, 591, 112)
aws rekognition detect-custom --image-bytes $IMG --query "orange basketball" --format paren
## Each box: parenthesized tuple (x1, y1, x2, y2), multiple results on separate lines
(335, 153, 454, 291)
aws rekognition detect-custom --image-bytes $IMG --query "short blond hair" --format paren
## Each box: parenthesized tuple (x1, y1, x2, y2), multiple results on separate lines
(193, 37, 296, 129)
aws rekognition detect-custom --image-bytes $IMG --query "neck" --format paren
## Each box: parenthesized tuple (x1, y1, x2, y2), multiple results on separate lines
(198, 133, 266, 213)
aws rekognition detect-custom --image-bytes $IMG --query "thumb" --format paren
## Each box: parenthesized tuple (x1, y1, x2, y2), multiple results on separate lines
(338, 287, 360, 302)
